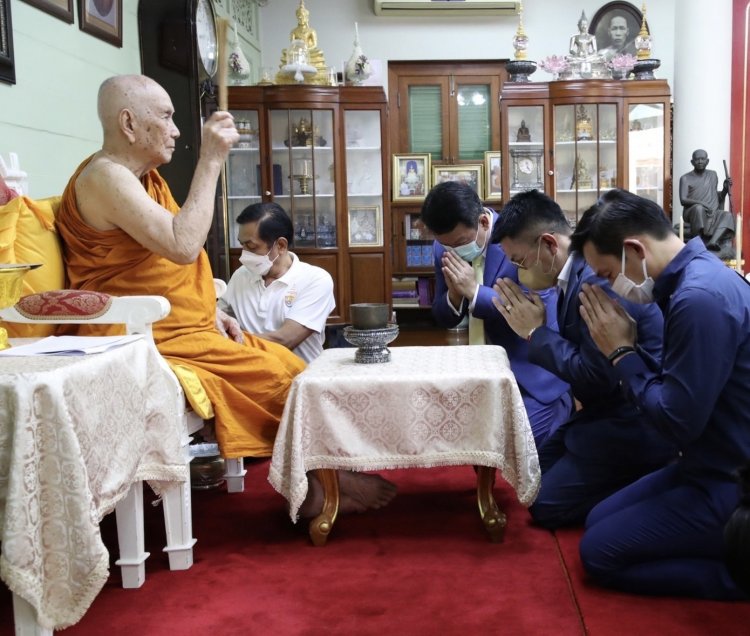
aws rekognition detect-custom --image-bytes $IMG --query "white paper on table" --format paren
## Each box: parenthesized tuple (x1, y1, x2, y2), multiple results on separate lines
(0, 334, 144, 356)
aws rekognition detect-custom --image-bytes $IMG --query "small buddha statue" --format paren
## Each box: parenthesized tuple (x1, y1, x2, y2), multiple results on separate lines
(565, 10, 608, 79)
(277, 0, 328, 85)
(575, 105, 593, 141)
(572, 155, 593, 189)
(517, 120, 531, 142)
(568, 11, 599, 62)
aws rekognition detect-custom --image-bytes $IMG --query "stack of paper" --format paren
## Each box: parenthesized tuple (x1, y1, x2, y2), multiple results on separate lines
(0, 334, 144, 356)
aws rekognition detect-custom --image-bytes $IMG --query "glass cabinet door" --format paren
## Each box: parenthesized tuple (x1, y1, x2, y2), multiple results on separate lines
(345, 109, 384, 247)
(225, 109, 260, 247)
(553, 103, 617, 225)
(270, 108, 336, 248)
(628, 103, 665, 205)
(507, 105, 545, 197)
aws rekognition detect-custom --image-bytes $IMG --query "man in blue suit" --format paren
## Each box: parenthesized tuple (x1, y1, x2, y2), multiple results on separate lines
(491, 190, 676, 528)
(420, 182, 572, 446)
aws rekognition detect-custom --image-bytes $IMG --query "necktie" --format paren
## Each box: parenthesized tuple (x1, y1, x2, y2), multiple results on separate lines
(469, 255, 485, 345)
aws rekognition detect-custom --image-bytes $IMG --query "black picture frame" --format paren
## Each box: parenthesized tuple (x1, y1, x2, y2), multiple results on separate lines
(21, 0, 74, 24)
(0, 0, 15, 85)
(589, 1, 644, 59)
(78, 0, 122, 48)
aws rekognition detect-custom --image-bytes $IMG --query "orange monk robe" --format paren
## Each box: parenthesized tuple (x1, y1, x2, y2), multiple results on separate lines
(56, 158, 306, 458)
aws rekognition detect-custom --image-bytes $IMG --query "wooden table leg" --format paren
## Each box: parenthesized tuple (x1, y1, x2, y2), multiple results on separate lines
(309, 469, 340, 546)
(475, 466, 507, 543)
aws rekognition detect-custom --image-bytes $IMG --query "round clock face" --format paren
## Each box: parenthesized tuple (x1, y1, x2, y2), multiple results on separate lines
(196, 0, 218, 78)
(518, 157, 535, 175)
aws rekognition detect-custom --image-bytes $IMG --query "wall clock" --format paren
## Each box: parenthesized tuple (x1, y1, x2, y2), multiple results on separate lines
(510, 148, 544, 190)
(195, 0, 217, 78)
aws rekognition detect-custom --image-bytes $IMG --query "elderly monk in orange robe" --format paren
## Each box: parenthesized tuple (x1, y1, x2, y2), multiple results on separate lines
(56, 74, 396, 516)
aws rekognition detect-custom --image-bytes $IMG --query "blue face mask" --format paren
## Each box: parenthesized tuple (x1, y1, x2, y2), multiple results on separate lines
(449, 217, 487, 262)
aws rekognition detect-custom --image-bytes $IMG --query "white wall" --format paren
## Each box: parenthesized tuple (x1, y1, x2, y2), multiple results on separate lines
(0, 0, 141, 198)
(258, 0, 676, 90)
(1, 0, 260, 199)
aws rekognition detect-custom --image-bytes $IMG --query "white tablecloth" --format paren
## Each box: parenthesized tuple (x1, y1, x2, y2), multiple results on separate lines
(0, 339, 188, 630)
(269, 345, 540, 521)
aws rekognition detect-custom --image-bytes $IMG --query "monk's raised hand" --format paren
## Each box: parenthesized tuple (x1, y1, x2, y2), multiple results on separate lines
(578, 283, 636, 356)
(492, 277, 546, 339)
(201, 111, 240, 162)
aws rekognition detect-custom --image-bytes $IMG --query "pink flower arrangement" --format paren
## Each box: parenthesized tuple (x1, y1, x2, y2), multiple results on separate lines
(539, 55, 569, 76)
(608, 53, 637, 72)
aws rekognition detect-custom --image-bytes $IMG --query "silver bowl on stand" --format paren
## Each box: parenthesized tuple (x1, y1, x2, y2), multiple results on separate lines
(342, 324, 399, 363)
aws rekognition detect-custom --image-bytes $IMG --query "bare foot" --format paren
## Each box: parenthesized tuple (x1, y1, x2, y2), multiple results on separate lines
(297, 472, 325, 519)
(338, 471, 397, 514)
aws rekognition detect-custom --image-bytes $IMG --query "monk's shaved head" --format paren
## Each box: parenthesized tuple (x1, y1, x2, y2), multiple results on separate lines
(97, 74, 169, 135)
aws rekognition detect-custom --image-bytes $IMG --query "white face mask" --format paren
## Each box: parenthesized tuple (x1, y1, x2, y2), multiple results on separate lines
(239, 246, 277, 277)
(611, 245, 654, 303)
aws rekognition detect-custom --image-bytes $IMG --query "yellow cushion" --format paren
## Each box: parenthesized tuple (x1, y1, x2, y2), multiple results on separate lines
(0, 196, 65, 337)
(168, 362, 215, 420)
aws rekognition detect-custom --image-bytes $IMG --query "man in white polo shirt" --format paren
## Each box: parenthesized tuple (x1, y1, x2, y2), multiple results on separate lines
(219, 202, 335, 363)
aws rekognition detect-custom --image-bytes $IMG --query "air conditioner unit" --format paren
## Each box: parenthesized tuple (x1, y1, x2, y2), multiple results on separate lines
(373, 0, 520, 17)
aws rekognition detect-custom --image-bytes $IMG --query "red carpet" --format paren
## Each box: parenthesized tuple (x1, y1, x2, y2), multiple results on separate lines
(1, 462, 748, 634)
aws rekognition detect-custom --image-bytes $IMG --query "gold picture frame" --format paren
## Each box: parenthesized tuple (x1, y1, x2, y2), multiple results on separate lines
(349, 205, 383, 247)
(484, 151, 502, 201)
(431, 164, 484, 199)
(392, 153, 431, 202)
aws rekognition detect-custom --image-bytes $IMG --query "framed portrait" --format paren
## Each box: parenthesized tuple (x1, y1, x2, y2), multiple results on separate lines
(392, 153, 430, 202)
(484, 151, 502, 201)
(589, 2, 643, 61)
(0, 0, 15, 85)
(21, 0, 74, 23)
(78, 0, 122, 47)
(431, 164, 484, 198)
(349, 205, 383, 247)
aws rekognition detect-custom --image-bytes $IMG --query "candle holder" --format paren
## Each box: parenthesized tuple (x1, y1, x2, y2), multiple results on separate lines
(292, 174, 313, 194)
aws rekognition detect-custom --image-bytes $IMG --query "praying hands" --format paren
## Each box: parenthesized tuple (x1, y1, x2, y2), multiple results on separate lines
(492, 278, 546, 340)
(578, 283, 637, 358)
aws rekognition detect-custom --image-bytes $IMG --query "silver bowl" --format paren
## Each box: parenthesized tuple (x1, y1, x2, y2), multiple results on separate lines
(343, 324, 399, 363)
(350, 303, 390, 330)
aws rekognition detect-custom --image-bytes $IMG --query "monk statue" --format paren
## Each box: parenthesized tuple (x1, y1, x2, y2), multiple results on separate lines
(277, 0, 328, 85)
(679, 149, 735, 258)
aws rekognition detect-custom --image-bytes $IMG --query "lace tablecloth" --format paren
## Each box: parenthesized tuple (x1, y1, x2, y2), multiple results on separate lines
(269, 345, 540, 521)
(0, 339, 188, 630)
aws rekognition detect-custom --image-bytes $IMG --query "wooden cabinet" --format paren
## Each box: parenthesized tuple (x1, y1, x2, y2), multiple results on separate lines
(501, 79, 672, 225)
(388, 61, 506, 165)
(207, 85, 391, 325)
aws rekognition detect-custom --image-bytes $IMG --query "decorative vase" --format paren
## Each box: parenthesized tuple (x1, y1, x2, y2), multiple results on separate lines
(345, 22, 372, 86)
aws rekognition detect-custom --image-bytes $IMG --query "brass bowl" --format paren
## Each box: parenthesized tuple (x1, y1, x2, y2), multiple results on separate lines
(189, 443, 225, 490)
(350, 303, 390, 330)
(0, 263, 41, 308)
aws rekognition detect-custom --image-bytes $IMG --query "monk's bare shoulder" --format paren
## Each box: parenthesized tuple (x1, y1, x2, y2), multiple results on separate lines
(75, 155, 143, 230)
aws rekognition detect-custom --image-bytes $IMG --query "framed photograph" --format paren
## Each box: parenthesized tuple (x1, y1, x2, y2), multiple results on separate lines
(484, 151, 502, 201)
(78, 0, 122, 47)
(349, 206, 383, 247)
(431, 164, 484, 199)
(392, 153, 430, 202)
(589, 2, 643, 60)
(21, 0, 74, 23)
(0, 0, 15, 85)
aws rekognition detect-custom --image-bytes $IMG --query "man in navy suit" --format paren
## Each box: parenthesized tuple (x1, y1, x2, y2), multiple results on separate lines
(491, 190, 676, 528)
(420, 182, 572, 446)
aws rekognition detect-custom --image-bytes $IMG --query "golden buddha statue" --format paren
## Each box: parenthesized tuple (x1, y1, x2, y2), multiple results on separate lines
(276, 0, 328, 85)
